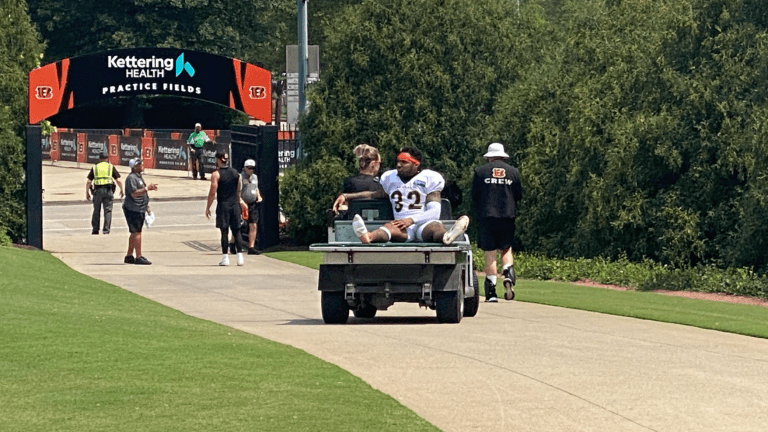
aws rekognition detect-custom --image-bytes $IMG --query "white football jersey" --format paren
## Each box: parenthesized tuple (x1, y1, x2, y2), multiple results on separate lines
(380, 169, 445, 220)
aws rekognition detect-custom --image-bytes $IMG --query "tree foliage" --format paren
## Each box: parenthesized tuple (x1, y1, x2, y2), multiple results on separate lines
(492, 0, 768, 270)
(1, 0, 45, 242)
(283, 0, 545, 233)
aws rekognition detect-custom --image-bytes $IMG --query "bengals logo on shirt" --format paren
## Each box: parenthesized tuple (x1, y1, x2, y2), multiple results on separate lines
(492, 168, 506, 178)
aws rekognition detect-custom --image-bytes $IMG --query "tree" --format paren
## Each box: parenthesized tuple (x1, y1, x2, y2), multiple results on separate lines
(492, 0, 768, 270)
(0, 0, 45, 242)
(281, 0, 545, 241)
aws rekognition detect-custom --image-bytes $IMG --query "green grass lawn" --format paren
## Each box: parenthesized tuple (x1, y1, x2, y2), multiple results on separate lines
(0, 247, 440, 432)
(265, 251, 768, 339)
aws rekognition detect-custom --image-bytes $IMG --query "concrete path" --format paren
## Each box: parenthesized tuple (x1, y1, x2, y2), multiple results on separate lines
(41, 162, 768, 432)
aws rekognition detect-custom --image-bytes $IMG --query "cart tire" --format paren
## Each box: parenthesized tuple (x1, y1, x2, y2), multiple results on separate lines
(353, 304, 377, 319)
(435, 290, 463, 324)
(463, 273, 480, 317)
(321, 291, 349, 324)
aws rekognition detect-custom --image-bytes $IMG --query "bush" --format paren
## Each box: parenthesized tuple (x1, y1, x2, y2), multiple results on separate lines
(471, 245, 768, 300)
(280, 156, 350, 244)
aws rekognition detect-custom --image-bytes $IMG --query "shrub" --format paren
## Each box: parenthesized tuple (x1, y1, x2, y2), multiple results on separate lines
(280, 156, 350, 244)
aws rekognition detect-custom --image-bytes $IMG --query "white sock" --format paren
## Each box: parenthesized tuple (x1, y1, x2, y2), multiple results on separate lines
(488, 275, 497, 285)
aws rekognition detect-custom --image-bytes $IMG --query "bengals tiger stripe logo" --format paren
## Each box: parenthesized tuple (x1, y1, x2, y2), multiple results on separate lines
(492, 168, 506, 178)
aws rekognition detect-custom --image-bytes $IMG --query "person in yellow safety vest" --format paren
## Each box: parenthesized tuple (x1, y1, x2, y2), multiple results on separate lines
(86, 150, 124, 235)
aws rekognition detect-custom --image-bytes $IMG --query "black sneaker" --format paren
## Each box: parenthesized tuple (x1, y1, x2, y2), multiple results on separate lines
(228, 242, 237, 255)
(92, 231, 99, 235)
(247, 247, 260, 255)
(503, 266, 516, 288)
(484, 278, 498, 303)
(134, 256, 152, 265)
(124, 255, 135, 264)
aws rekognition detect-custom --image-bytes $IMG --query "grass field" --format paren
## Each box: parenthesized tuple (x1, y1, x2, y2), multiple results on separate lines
(0, 246, 440, 432)
(265, 251, 768, 339)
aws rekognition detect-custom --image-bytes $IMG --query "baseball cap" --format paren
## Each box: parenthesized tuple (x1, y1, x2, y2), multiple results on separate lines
(195, 123, 202, 128)
(483, 142, 509, 159)
(99, 149, 109, 159)
(129, 158, 143, 168)
(244, 159, 256, 168)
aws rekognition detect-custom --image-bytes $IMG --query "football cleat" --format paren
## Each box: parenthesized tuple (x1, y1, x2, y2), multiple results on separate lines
(443, 215, 470, 245)
(352, 214, 369, 239)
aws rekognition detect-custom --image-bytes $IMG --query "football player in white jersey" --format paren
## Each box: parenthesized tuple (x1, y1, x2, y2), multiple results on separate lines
(333, 147, 469, 244)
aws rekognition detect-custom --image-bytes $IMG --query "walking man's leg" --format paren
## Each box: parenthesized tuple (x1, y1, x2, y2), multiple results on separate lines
(102, 191, 113, 234)
(91, 191, 102, 234)
(484, 250, 499, 302)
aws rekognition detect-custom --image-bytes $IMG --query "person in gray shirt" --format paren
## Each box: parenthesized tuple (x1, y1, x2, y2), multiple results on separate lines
(122, 158, 157, 265)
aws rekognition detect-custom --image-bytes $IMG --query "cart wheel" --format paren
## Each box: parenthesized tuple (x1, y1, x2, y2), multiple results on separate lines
(436, 290, 463, 324)
(321, 291, 349, 324)
(353, 304, 377, 319)
(463, 273, 480, 317)
(504, 289, 515, 301)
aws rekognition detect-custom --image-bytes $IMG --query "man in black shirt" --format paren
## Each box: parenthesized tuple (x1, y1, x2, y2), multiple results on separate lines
(471, 143, 523, 302)
(206, 151, 246, 266)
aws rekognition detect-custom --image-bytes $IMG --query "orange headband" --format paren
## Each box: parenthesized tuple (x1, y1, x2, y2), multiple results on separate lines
(397, 152, 420, 166)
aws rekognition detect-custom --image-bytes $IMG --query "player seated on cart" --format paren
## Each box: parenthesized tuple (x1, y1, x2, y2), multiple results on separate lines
(332, 146, 470, 245)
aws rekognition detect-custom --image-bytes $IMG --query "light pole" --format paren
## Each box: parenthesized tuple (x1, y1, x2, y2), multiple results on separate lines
(297, 0, 308, 158)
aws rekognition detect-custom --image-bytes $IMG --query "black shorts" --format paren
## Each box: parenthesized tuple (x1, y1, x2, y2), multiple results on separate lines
(247, 201, 260, 224)
(216, 203, 242, 232)
(123, 208, 144, 233)
(477, 217, 515, 251)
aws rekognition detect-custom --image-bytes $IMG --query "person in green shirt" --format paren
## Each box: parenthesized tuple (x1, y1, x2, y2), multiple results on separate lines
(187, 122, 211, 180)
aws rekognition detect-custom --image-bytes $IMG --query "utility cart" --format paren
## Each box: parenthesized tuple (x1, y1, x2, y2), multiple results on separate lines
(310, 199, 479, 324)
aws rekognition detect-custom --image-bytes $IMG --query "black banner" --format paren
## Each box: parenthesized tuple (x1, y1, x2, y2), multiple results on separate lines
(29, 48, 271, 124)
(203, 142, 230, 168)
(278, 140, 299, 171)
(59, 132, 77, 162)
(85, 134, 109, 164)
(42, 135, 51, 161)
(154, 139, 189, 171)
(118, 136, 142, 166)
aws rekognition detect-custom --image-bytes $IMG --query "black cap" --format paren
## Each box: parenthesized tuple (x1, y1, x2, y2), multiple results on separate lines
(99, 150, 109, 159)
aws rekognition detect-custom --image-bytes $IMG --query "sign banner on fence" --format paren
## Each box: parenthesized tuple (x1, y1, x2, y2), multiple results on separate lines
(203, 142, 230, 169)
(278, 140, 298, 171)
(154, 139, 189, 171)
(58, 132, 77, 162)
(85, 134, 109, 164)
(118, 136, 142, 166)
(42, 135, 51, 160)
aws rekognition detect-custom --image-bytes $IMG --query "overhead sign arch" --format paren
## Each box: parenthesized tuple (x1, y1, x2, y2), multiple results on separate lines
(28, 48, 272, 124)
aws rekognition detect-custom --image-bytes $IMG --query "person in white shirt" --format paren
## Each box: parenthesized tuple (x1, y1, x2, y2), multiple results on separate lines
(333, 146, 469, 244)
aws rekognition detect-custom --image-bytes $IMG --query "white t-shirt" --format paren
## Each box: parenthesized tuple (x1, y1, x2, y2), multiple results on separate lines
(380, 169, 445, 221)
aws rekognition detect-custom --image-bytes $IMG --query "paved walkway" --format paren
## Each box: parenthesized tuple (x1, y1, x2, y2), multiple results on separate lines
(41, 162, 768, 432)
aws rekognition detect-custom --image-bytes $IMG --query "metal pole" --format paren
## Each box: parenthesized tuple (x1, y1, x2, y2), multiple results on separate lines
(26, 125, 43, 249)
(297, 0, 308, 158)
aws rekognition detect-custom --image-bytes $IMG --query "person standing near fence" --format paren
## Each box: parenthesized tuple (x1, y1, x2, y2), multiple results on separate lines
(206, 151, 246, 266)
(187, 123, 210, 180)
(239, 159, 263, 255)
(471, 142, 523, 302)
(86, 150, 123, 235)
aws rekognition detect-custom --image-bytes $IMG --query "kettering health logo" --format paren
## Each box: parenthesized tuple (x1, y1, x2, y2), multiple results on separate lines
(175, 53, 195, 77)
(107, 53, 195, 78)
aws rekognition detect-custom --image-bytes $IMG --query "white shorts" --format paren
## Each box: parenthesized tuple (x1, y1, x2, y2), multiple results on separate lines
(382, 220, 443, 242)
